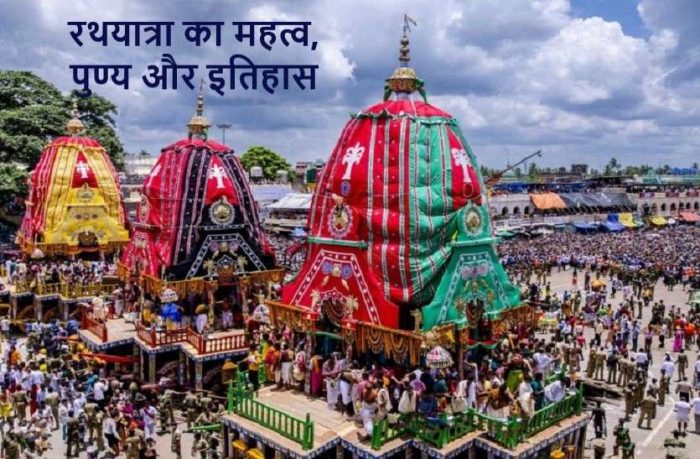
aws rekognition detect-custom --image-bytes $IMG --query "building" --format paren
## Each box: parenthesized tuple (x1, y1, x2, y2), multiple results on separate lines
(120, 153, 159, 221)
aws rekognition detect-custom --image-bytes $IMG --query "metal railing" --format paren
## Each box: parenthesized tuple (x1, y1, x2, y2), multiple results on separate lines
(14, 281, 116, 299)
(370, 387, 583, 451)
(81, 308, 108, 342)
(134, 323, 247, 355)
(227, 372, 312, 450)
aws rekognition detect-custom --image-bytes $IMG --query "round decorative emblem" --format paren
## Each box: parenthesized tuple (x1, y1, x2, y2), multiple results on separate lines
(340, 180, 351, 197)
(321, 260, 333, 275)
(341, 264, 353, 279)
(465, 208, 482, 235)
(328, 203, 352, 239)
(77, 183, 94, 202)
(209, 197, 235, 226)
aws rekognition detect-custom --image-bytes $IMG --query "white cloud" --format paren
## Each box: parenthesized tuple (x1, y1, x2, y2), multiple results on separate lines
(0, 0, 697, 168)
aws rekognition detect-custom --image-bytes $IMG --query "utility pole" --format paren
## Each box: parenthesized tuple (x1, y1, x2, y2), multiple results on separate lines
(217, 123, 232, 145)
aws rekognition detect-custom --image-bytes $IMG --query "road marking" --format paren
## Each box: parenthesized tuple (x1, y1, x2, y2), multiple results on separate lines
(641, 396, 675, 448)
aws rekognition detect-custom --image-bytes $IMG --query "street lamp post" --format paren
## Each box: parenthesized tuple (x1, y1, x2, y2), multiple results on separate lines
(217, 123, 232, 145)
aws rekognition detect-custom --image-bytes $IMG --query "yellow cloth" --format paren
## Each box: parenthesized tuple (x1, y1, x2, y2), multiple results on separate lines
(246, 448, 264, 459)
(618, 213, 637, 228)
(650, 216, 666, 226)
(0, 401, 13, 419)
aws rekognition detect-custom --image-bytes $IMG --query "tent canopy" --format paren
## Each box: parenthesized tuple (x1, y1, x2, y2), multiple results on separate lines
(267, 193, 313, 211)
(558, 192, 633, 210)
(601, 221, 625, 232)
(573, 221, 597, 233)
(618, 213, 640, 228)
(679, 212, 700, 223)
(530, 193, 566, 210)
(650, 216, 667, 226)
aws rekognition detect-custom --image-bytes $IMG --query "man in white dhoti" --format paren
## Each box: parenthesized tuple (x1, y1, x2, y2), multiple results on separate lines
(280, 344, 293, 388)
(322, 355, 341, 409)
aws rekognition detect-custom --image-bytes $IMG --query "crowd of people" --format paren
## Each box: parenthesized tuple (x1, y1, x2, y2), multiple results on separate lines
(3, 259, 117, 289)
(499, 227, 700, 292)
(0, 225, 697, 456)
(0, 320, 230, 458)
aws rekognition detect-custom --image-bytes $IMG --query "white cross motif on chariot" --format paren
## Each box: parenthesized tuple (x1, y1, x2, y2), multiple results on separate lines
(451, 148, 473, 184)
(208, 164, 228, 189)
(341, 142, 365, 180)
(75, 160, 90, 179)
(145, 163, 161, 188)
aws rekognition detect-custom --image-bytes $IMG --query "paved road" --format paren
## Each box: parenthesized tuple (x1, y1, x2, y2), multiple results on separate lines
(541, 269, 699, 457)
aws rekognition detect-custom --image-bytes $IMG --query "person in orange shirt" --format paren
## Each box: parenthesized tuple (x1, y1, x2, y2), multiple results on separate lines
(8, 345, 21, 366)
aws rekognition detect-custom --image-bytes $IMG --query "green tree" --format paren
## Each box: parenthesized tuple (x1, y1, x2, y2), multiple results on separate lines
(0, 71, 125, 169)
(606, 157, 621, 175)
(239, 146, 294, 181)
(0, 164, 28, 198)
(527, 162, 538, 177)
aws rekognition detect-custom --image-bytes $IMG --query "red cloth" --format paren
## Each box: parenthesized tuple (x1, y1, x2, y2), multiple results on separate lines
(71, 151, 98, 188)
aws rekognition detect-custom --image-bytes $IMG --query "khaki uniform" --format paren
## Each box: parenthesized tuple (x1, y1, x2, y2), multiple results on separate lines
(594, 351, 606, 381)
(95, 411, 105, 450)
(12, 390, 27, 422)
(658, 376, 668, 405)
(124, 434, 141, 459)
(625, 386, 635, 417)
(677, 354, 688, 381)
(84, 402, 98, 441)
(637, 396, 656, 429)
(1, 438, 19, 459)
(171, 430, 182, 459)
(45, 392, 60, 429)
(647, 381, 659, 398)
(184, 393, 198, 428)
(66, 415, 80, 457)
(586, 348, 596, 378)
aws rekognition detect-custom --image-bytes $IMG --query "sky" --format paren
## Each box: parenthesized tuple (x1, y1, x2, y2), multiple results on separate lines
(0, 0, 698, 170)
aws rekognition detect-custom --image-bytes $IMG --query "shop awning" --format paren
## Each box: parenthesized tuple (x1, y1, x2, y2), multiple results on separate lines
(618, 213, 640, 228)
(679, 212, 700, 223)
(601, 221, 625, 232)
(573, 222, 598, 233)
(530, 193, 566, 210)
(650, 216, 667, 226)
(558, 192, 634, 210)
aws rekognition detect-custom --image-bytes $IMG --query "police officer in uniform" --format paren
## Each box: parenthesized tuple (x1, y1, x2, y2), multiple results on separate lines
(1, 432, 20, 459)
(171, 428, 182, 459)
(184, 391, 198, 429)
(659, 369, 670, 406)
(594, 348, 606, 381)
(586, 347, 596, 378)
(638, 390, 657, 429)
(678, 350, 688, 382)
(66, 410, 81, 457)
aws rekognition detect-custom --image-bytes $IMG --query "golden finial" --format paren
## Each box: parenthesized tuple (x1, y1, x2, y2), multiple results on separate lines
(386, 15, 421, 96)
(65, 99, 85, 136)
(187, 79, 210, 139)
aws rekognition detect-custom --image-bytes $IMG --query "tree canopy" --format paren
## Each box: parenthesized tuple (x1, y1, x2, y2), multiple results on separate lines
(0, 71, 125, 170)
(239, 146, 294, 181)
